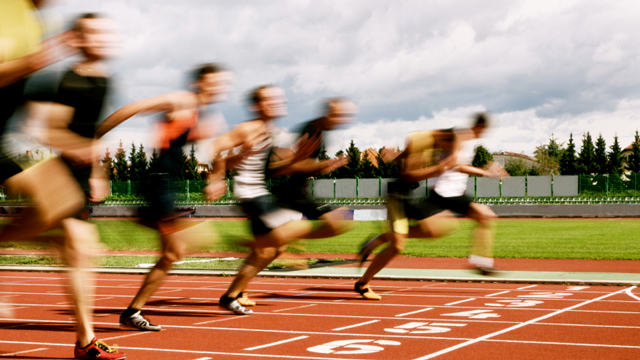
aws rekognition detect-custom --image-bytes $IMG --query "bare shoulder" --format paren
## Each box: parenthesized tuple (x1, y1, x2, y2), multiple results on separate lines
(455, 128, 475, 141)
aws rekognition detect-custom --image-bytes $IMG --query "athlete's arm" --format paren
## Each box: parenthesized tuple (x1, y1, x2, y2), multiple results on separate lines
(43, 103, 99, 166)
(457, 164, 492, 177)
(95, 94, 177, 138)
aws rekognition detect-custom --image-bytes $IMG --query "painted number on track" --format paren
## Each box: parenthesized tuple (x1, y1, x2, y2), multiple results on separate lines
(307, 340, 401, 355)
(441, 309, 500, 319)
(485, 300, 543, 307)
(518, 292, 573, 299)
(385, 322, 466, 334)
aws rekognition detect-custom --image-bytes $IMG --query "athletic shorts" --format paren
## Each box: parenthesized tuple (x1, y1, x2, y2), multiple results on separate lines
(240, 195, 301, 235)
(279, 194, 332, 220)
(139, 173, 178, 223)
(387, 191, 473, 235)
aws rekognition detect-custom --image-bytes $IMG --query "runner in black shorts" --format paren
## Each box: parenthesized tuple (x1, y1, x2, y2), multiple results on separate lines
(354, 129, 459, 300)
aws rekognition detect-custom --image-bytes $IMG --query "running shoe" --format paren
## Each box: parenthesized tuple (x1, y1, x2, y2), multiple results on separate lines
(219, 297, 253, 315)
(237, 292, 256, 307)
(74, 338, 126, 359)
(473, 266, 501, 276)
(354, 282, 382, 300)
(119, 310, 162, 331)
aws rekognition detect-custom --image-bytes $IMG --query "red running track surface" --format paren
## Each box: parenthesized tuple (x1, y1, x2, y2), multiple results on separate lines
(0, 272, 639, 359)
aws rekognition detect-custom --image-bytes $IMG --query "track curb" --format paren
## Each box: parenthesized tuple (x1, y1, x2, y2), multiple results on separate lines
(1, 265, 639, 286)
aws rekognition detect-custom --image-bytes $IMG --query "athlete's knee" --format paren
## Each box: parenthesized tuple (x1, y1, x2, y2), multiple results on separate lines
(388, 235, 406, 253)
(161, 247, 185, 265)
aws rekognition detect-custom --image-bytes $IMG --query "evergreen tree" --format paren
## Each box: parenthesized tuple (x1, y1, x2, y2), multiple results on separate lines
(594, 134, 607, 174)
(187, 144, 199, 180)
(577, 132, 596, 174)
(136, 144, 148, 181)
(177, 147, 189, 180)
(472, 144, 493, 169)
(547, 134, 563, 159)
(318, 145, 330, 161)
(559, 133, 577, 175)
(344, 140, 361, 178)
(101, 147, 114, 180)
(608, 135, 624, 174)
(361, 151, 376, 178)
(149, 148, 160, 174)
(127, 142, 138, 180)
(375, 147, 399, 178)
(628, 131, 640, 173)
(112, 140, 128, 181)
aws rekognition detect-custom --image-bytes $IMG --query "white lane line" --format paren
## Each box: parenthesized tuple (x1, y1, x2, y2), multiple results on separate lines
(273, 304, 317, 313)
(193, 358, 212, 360)
(0, 347, 47, 357)
(485, 291, 510, 297)
(244, 336, 309, 351)
(395, 308, 433, 317)
(332, 319, 380, 331)
(445, 298, 475, 306)
(0, 340, 358, 360)
(625, 287, 640, 302)
(193, 317, 247, 326)
(412, 286, 634, 360)
(517, 285, 538, 290)
(101, 331, 153, 341)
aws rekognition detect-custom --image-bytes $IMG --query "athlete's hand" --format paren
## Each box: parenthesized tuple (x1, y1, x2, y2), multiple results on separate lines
(27, 32, 77, 72)
(61, 142, 101, 168)
(205, 179, 228, 201)
(321, 154, 348, 174)
(87, 177, 110, 203)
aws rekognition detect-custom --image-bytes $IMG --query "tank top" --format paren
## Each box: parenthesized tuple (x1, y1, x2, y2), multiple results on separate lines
(233, 130, 272, 200)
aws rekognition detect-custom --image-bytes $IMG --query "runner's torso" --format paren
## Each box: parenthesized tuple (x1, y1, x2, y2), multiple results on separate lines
(234, 123, 272, 200)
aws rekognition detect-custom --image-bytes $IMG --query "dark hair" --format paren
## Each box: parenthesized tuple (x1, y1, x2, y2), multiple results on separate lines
(73, 13, 101, 33)
(247, 84, 274, 106)
(191, 63, 225, 83)
(472, 112, 490, 128)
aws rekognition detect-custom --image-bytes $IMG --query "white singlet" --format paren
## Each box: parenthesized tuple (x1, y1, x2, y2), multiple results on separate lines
(432, 137, 476, 198)
(233, 135, 272, 200)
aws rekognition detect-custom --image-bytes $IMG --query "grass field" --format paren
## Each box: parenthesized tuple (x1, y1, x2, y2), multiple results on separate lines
(1, 219, 639, 261)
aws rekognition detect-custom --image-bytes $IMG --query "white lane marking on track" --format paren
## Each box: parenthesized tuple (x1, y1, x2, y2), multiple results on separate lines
(194, 316, 248, 326)
(333, 320, 380, 331)
(411, 286, 634, 360)
(193, 358, 212, 360)
(0, 347, 47, 357)
(485, 291, 510, 297)
(273, 304, 317, 312)
(625, 287, 640, 302)
(0, 340, 358, 360)
(445, 298, 475, 306)
(244, 336, 309, 351)
(395, 308, 433, 317)
(101, 331, 153, 341)
(517, 285, 537, 290)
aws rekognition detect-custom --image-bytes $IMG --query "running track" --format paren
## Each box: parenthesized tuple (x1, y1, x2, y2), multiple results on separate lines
(1, 272, 639, 359)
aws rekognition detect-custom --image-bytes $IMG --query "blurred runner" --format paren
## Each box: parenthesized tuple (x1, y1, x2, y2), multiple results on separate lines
(0, 6, 125, 359)
(96, 63, 232, 331)
(210, 86, 351, 314)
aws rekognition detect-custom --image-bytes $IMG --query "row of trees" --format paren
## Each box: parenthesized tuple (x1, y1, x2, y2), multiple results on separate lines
(101, 141, 203, 181)
(499, 131, 640, 177)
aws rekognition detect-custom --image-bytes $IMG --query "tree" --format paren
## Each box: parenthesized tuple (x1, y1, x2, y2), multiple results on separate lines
(627, 131, 640, 174)
(112, 140, 128, 181)
(186, 144, 199, 180)
(361, 151, 376, 178)
(136, 144, 148, 181)
(472, 144, 493, 169)
(343, 140, 361, 178)
(504, 157, 530, 176)
(149, 148, 160, 174)
(374, 147, 399, 178)
(101, 147, 114, 180)
(318, 145, 330, 161)
(577, 132, 596, 174)
(559, 133, 577, 175)
(594, 134, 607, 174)
(127, 142, 138, 180)
(177, 147, 189, 180)
(534, 145, 560, 175)
(608, 135, 624, 174)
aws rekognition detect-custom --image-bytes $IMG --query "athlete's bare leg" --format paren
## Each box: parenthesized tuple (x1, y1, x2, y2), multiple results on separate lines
(358, 232, 405, 286)
(224, 244, 288, 299)
(466, 203, 496, 261)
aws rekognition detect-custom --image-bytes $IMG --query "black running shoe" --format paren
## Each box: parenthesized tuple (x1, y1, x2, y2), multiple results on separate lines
(219, 297, 253, 315)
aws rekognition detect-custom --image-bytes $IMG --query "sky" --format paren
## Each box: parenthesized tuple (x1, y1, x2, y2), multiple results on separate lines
(12, 0, 640, 162)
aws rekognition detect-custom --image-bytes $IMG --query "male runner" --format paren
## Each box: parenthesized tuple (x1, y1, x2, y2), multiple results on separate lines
(210, 85, 350, 314)
(96, 63, 232, 331)
(355, 113, 499, 300)
(354, 129, 459, 300)
(0, 9, 125, 359)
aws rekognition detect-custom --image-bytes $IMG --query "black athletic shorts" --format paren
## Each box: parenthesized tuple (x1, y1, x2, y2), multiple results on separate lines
(279, 193, 332, 220)
(240, 195, 299, 235)
(423, 191, 474, 217)
(138, 173, 178, 222)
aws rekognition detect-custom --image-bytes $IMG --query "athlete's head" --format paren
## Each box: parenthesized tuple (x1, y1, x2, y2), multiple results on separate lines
(191, 63, 233, 104)
(248, 85, 287, 119)
(320, 97, 358, 130)
(70, 13, 120, 60)
(471, 112, 490, 138)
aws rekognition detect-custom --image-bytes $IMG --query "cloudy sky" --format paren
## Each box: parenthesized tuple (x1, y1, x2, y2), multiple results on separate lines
(27, 0, 640, 160)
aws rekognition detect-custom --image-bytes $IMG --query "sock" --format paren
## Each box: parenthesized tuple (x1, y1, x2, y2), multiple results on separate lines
(220, 295, 235, 304)
(469, 255, 494, 268)
(122, 307, 140, 318)
(237, 292, 245, 299)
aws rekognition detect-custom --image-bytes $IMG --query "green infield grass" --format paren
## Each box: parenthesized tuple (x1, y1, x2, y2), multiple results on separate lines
(1, 219, 639, 261)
